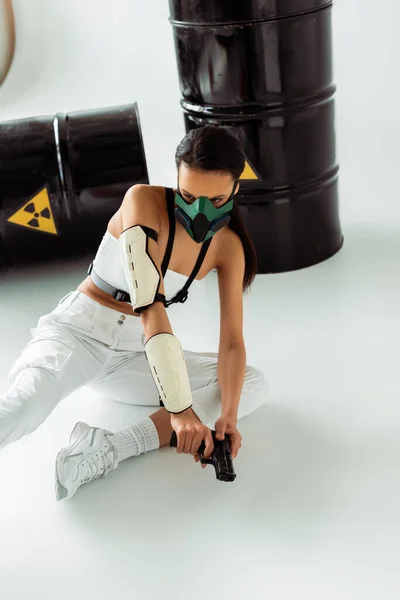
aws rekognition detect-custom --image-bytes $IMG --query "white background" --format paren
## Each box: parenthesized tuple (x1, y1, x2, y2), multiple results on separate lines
(0, 1, 399, 599)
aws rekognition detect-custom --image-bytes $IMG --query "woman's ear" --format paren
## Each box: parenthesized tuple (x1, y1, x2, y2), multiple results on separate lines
(234, 181, 240, 195)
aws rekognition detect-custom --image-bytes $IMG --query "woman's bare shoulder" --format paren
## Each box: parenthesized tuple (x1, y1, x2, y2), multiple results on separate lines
(121, 184, 168, 222)
(123, 184, 166, 206)
(215, 225, 244, 270)
(109, 185, 168, 238)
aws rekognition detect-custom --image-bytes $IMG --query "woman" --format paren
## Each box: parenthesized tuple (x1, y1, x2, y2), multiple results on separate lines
(0, 125, 267, 500)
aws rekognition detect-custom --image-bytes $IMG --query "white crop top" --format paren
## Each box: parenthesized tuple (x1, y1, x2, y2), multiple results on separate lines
(91, 229, 200, 302)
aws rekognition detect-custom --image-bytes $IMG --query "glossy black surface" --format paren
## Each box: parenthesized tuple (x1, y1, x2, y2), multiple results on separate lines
(170, 0, 342, 272)
(169, 0, 332, 23)
(0, 104, 148, 267)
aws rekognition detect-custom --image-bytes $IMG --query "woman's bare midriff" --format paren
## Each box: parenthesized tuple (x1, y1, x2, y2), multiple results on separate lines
(76, 185, 223, 316)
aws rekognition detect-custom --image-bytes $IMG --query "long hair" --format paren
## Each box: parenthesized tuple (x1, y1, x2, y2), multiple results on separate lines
(175, 125, 257, 292)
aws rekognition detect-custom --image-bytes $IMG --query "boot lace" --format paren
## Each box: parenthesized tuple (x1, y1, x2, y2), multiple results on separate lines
(79, 448, 111, 483)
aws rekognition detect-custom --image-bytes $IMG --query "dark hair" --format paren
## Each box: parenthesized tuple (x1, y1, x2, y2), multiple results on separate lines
(175, 125, 258, 292)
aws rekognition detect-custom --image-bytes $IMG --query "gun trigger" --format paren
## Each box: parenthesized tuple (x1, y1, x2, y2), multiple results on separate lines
(200, 456, 214, 465)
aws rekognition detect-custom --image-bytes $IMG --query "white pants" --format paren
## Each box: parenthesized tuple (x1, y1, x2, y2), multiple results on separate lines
(0, 290, 268, 452)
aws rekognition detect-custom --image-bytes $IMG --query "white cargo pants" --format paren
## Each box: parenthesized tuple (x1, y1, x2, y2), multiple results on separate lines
(0, 290, 268, 451)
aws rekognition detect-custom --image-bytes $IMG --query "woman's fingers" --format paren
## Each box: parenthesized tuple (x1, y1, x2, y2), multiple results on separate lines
(194, 453, 206, 467)
(177, 431, 186, 454)
(190, 432, 204, 456)
(229, 432, 242, 459)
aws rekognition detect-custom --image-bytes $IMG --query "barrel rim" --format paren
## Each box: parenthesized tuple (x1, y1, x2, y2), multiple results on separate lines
(180, 85, 336, 120)
(169, 1, 333, 27)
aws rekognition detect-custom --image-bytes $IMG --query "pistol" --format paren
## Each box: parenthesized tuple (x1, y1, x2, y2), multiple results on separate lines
(169, 429, 237, 482)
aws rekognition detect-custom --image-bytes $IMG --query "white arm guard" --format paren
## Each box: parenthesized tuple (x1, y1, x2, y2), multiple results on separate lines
(119, 225, 163, 312)
(145, 333, 193, 414)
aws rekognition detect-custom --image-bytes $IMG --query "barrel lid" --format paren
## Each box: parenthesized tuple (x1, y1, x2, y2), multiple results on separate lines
(56, 103, 148, 190)
(169, 0, 332, 24)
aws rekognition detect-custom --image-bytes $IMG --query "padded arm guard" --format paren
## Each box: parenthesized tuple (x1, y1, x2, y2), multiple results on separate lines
(119, 225, 165, 312)
(145, 333, 193, 414)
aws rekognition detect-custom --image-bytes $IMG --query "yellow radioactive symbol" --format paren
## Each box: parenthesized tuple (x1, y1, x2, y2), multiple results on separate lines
(7, 187, 58, 235)
(240, 160, 260, 180)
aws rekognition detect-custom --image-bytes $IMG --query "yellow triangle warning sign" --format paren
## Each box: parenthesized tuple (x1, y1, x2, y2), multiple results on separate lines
(7, 187, 58, 235)
(240, 160, 260, 180)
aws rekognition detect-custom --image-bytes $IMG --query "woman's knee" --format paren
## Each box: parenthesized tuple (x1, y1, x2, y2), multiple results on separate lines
(245, 364, 268, 395)
(235, 365, 268, 422)
(244, 365, 269, 412)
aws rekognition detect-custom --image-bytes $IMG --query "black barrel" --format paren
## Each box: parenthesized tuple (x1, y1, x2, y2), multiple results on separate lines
(169, 0, 343, 273)
(0, 103, 148, 268)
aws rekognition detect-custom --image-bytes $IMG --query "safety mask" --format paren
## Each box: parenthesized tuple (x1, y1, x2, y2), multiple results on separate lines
(174, 182, 236, 244)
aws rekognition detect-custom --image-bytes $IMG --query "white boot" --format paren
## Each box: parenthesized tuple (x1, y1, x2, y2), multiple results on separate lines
(55, 422, 119, 501)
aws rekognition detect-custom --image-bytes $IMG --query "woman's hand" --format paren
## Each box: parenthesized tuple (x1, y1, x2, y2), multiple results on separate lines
(194, 413, 242, 468)
(170, 408, 214, 459)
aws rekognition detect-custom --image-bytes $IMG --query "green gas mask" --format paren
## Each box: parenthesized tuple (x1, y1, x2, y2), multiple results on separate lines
(174, 182, 236, 244)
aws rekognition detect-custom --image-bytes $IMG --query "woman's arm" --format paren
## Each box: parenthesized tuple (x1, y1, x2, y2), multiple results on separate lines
(120, 185, 214, 457)
(120, 185, 173, 341)
(216, 230, 247, 418)
(217, 344, 247, 417)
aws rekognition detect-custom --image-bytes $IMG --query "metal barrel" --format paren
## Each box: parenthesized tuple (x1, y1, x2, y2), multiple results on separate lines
(169, 0, 343, 273)
(0, 103, 148, 268)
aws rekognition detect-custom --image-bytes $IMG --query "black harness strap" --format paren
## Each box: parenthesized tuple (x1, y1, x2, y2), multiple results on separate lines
(120, 224, 158, 241)
(164, 238, 212, 306)
(161, 187, 176, 277)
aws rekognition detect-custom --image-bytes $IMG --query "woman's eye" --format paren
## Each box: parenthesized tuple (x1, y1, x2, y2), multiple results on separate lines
(184, 195, 223, 204)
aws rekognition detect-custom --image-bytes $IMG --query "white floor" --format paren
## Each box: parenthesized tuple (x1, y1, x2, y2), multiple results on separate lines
(1, 0, 400, 599)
